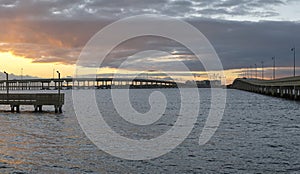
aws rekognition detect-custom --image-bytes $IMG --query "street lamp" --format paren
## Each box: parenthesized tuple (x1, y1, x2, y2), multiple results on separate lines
(272, 57, 276, 80)
(291, 47, 296, 77)
(57, 71, 61, 96)
(21, 68, 23, 80)
(255, 64, 257, 79)
(261, 61, 264, 80)
(4, 71, 9, 95)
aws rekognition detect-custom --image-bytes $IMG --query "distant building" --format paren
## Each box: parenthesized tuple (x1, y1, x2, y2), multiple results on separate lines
(209, 80, 222, 88)
(185, 80, 222, 88)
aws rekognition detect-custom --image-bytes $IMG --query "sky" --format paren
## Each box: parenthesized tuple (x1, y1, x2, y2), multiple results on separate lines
(0, 0, 300, 84)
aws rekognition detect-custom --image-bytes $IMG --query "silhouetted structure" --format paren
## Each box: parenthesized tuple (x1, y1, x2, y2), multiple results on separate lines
(186, 80, 222, 88)
(0, 93, 64, 113)
(0, 78, 178, 90)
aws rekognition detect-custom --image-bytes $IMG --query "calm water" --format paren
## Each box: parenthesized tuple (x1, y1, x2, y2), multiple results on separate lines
(0, 89, 299, 173)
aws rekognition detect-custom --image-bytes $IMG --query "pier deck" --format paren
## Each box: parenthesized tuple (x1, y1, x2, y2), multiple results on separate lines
(0, 93, 64, 113)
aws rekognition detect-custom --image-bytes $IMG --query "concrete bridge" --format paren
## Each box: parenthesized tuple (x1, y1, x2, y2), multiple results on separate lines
(231, 76, 300, 100)
(0, 78, 179, 91)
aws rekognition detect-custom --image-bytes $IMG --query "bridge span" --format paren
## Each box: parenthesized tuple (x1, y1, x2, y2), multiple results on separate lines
(0, 78, 179, 91)
(232, 76, 300, 100)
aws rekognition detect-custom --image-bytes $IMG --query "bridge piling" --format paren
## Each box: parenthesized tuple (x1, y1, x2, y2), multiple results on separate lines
(10, 105, 20, 113)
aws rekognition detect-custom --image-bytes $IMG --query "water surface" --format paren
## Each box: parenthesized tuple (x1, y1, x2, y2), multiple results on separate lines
(0, 89, 299, 173)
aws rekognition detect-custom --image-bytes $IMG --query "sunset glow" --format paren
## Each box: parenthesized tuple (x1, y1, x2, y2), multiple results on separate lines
(0, 51, 75, 78)
(0, 0, 299, 85)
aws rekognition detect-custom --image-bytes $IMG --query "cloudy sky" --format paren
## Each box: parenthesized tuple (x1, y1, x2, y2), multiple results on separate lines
(0, 0, 300, 83)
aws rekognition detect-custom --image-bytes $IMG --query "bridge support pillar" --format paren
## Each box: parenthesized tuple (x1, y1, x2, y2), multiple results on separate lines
(16, 105, 20, 113)
(54, 105, 62, 113)
(10, 105, 20, 113)
(35, 105, 43, 112)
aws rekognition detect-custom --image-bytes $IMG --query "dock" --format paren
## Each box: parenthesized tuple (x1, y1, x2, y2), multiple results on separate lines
(0, 93, 64, 113)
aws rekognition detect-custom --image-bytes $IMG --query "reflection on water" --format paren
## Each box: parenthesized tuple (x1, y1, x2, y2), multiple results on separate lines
(0, 89, 299, 173)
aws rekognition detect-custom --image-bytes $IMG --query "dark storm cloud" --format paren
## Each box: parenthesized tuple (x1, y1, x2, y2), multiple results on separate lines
(0, 18, 299, 71)
(0, 0, 298, 73)
(0, 0, 292, 20)
(190, 0, 288, 17)
(188, 19, 300, 69)
(91, 20, 300, 72)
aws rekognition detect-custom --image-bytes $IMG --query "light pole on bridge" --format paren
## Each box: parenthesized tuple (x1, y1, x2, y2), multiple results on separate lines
(255, 64, 258, 79)
(272, 57, 276, 80)
(250, 65, 252, 79)
(4, 71, 9, 95)
(21, 68, 23, 80)
(291, 47, 296, 77)
(261, 61, 264, 80)
(57, 71, 61, 96)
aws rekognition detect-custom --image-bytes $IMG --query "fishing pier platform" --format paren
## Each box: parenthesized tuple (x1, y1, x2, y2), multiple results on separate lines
(0, 93, 64, 113)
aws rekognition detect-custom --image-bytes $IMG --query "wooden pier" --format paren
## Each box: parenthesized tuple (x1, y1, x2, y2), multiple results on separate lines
(0, 93, 64, 113)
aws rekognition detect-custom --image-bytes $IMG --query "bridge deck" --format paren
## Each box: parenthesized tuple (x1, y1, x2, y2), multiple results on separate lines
(0, 93, 64, 113)
(232, 77, 300, 100)
(238, 77, 300, 86)
(0, 77, 179, 91)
